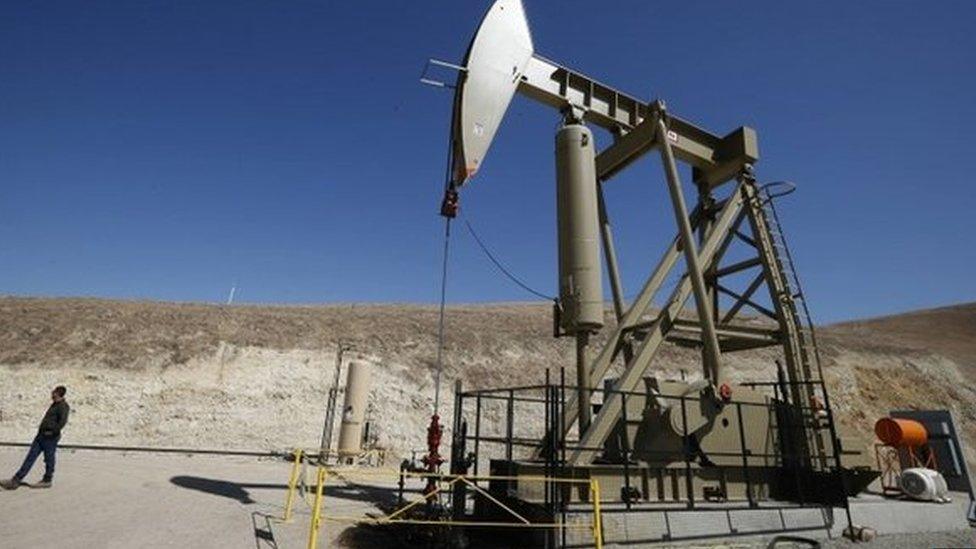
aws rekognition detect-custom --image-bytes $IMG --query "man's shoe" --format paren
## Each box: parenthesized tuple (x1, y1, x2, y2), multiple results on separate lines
(32, 480, 52, 489)
(0, 478, 22, 490)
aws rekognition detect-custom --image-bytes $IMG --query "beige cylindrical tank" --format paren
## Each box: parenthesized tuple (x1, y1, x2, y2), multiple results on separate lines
(337, 361, 371, 458)
(555, 123, 604, 333)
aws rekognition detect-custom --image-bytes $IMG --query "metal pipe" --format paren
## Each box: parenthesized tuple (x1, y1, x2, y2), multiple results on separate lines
(474, 395, 482, 476)
(543, 370, 551, 544)
(0, 441, 283, 458)
(655, 116, 722, 384)
(697, 184, 720, 382)
(621, 390, 632, 509)
(559, 367, 567, 549)
(506, 389, 515, 461)
(597, 181, 626, 321)
(320, 342, 350, 457)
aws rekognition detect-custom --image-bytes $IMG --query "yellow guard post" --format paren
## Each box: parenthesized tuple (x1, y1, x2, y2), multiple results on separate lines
(282, 448, 304, 522)
(307, 465, 327, 549)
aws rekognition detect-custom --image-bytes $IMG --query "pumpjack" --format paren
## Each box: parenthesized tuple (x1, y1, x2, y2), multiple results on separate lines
(434, 0, 876, 512)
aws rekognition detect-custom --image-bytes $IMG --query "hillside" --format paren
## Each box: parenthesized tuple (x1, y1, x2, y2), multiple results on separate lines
(0, 297, 973, 471)
(823, 303, 976, 378)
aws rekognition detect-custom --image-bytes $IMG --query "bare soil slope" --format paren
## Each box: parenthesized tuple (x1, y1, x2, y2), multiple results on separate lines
(1, 297, 973, 469)
(823, 303, 976, 378)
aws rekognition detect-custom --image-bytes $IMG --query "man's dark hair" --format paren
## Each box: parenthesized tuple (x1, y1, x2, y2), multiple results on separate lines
(53, 386, 67, 398)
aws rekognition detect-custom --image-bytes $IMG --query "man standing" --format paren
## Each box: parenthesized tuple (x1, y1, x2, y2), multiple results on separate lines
(1, 385, 70, 489)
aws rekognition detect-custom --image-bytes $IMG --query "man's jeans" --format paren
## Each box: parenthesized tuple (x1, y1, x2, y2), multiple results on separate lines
(14, 434, 59, 482)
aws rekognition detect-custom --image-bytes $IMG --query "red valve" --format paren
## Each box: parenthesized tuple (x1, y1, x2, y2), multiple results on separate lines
(719, 383, 732, 402)
(422, 414, 444, 495)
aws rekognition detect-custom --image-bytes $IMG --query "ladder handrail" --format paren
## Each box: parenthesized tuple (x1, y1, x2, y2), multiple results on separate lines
(759, 189, 825, 383)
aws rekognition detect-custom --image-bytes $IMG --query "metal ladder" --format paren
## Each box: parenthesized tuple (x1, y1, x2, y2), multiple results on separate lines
(758, 185, 842, 475)
(759, 187, 823, 386)
(761, 185, 854, 528)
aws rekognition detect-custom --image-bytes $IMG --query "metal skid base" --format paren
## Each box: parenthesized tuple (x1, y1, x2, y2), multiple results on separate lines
(486, 459, 872, 508)
(468, 460, 879, 548)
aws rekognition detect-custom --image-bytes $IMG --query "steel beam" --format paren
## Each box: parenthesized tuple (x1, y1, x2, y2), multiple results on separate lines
(531, 206, 702, 460)
(716, 284, 777, 320)
(638, 318, 779, 342)
(667, 335, 779, 353)
(698, 182, 720, 379)
(721, 272, 767, 324)
(667, 319, 779, 344)
(575, 332, 592, 433)
(656, 116, 723, 385)
(515, 55, 758, 187)
(569, 181, 746, 465)
(712, 256, 763, 279)
(597, 181, 626, 321)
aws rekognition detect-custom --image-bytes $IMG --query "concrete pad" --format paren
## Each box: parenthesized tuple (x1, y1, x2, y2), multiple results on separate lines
(839, 490, 972, 536)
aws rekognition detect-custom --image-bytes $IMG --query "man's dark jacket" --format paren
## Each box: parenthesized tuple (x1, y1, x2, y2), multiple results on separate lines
(38, 400, 69, 438)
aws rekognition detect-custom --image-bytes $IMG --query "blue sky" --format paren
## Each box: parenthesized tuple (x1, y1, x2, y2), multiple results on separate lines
(1, 0, 973, 323)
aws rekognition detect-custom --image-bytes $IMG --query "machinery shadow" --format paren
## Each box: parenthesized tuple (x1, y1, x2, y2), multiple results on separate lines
(169, 475, 287, 504)
(326, 480, 400, 505)
(169, 474, 401, 505)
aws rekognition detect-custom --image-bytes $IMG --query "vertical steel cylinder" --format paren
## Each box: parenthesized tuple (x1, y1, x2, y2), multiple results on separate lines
(555, 123, 604, 333)
(337, 361, 372, 458)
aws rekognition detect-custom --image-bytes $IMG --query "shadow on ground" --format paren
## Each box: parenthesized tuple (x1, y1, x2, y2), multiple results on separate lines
(169, 474, 460, 549)
(169, 474, 400, 505)
(251, 511, 278, 549)
(169, 475, 288, 504)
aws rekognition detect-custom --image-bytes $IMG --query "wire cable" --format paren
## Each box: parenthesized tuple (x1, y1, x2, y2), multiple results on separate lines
(431, 102, 458, 416)
(432, 217, 452, 416)
(463, 218, 555, 301)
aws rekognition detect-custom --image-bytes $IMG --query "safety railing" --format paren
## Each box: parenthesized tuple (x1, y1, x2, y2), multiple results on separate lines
(453, 373, 849, 509)
(282, 448, 311, 523)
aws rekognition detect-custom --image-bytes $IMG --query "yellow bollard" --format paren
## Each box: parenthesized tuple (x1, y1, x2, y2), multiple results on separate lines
(283, 448, 304, 522)
(590, 479, 603, 549)
(307, 465, 327, 549)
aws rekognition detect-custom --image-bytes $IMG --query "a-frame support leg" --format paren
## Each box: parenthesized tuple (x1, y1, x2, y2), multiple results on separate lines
(655, 117, 723, 385)
(569, 179, 747, 465)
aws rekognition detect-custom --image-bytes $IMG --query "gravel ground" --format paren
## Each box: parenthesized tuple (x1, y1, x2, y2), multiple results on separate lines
(0, 447, 387, 549)
(664, 529, 976, 548)
(658, 529, 975, 548)
(1, 447, 972, 548)
(821, 529, 975, 548)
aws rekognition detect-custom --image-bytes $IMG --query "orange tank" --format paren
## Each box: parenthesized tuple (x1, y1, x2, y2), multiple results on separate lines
(875, 417, 928, 447)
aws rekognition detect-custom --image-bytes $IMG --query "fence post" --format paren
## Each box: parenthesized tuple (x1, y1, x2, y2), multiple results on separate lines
(307, 465, 327, 549)
(283, 448, 304, 522)
(506, 389, 515, 461)
(621, 391, 632, 509)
